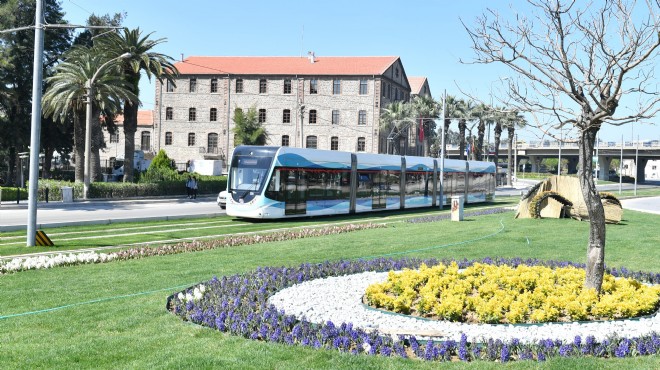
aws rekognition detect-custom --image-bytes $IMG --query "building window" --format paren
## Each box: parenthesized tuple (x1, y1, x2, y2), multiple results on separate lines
(309, 79, 318, 94)
(109, 132, 119, 143)
(166, 80, 174, 92)
(283, 109, 291, 123)
(189, 108, 196, 121)
(165, 132, 173, 145)
(210, 78, 218, 93)
(282, 135, 290, 147)
(283, 79, 292, 94)
(189, 78, 197, 92)
(395, 67, 399, 78)
(188, 133, 196, 146)
(259, 79, 267, 94)
(309, 109, 317, 124)
(359, 79, 368, 95)
(165, 107, 173, 120)
(306, 135, 317, 149)
(140, 131, 151, 151)
(332, 110, 339, 125)
(358, 110, 366, 125)
(258, 109, 266, 123)
(210, 108, 217, 121)
(333, 79, 341, 94)
(208, 133, 218, 154)
(236, 78, 243, 93)
(387, 84, 391, 99)
(331, 136, 339, 151)
(357, 137, 366, 152)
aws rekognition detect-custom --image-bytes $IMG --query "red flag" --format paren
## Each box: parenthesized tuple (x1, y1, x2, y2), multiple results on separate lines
(418, 118, 424, 141)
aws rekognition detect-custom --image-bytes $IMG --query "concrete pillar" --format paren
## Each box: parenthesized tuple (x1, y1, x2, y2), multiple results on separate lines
(529, 155, 538, 173)
(636, 158, 648, 183)
(567, 157, 578, 175)
(597, 156, 612, 180)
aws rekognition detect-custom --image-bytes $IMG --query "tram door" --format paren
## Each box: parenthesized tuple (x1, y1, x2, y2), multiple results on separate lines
(372, 171, 386, 209)
(283, 169, 307, 215)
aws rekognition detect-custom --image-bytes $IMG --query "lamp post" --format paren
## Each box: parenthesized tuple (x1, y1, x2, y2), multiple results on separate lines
(84, 52, 132, 199)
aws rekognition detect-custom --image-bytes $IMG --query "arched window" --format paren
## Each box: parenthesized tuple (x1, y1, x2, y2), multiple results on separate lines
(165, 132, 173, 145)
(208, 133, 218, 154)
(140, 131, 151, 151)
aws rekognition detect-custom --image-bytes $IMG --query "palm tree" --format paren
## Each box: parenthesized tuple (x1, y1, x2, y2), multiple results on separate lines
(410, 95, 441, 156)
(380, 101, 413, 154)
(471, 103, 490, 161)
(455, 99, 473, 160)
(42, 47, 136, 182)
(491, 107, 506, 183)
(441, 95, 462, 158)
(97, 28, 178, 182)
(503, 111, 527, 185)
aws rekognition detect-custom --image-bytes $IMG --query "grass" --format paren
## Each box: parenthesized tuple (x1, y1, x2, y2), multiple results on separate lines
(1, 207, 659, 368)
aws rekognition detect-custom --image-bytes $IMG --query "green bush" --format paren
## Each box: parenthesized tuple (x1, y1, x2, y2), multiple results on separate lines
(0, 186, 28, 201)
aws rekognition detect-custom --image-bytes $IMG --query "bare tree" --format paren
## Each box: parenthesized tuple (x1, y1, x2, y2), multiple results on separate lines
(463, 0, 659, 292)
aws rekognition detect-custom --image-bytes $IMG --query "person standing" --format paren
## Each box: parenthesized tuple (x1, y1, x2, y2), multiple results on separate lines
(191, 176, 198, 199)
(185, 175, 192, 198)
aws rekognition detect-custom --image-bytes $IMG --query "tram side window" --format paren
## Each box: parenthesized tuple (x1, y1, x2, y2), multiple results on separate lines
(307, 172, 324, 200)
(385, 171, 401, 198)
(455, 172, 466, 194)
(406, 172, 429, 197)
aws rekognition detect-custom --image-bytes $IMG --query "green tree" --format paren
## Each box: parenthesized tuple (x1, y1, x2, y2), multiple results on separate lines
(455, 99, 472, 160)
(42, 47, 136, 182)
(380, 101, 414, 154)
(503, 111, 527, 185)
(465, 0, 659, 291)
(142, 149, 177, 182)
(232, 107, 268, 145)
(410, 95, 441, 156)
(97, 28, 178, 183)
(0, 0, 71, 185)
(471, 103, 491, 160)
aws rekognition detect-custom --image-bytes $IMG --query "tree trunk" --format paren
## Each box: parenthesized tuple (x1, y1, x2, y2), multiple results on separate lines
(73, 111, 85, 182)
(493, 122, 502, 184)
(507, 126, 514, 186)
(42, 147, 53, 179)
(476, 119, 485, 160)
(91, 106, 103, 182)
(123, 100, 138, 182)
(579, 126, 606, 293)
(443, 118, 450, 158)
(458, 119, 466, 160)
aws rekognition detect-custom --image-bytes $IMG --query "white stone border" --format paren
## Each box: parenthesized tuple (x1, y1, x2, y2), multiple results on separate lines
(268, 271, 660, 344)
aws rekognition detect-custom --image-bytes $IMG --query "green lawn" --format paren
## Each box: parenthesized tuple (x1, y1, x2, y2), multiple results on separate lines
(1, 208, 659, 369)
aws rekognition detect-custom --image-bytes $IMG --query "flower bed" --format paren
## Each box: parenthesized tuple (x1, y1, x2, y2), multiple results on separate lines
(0, 223, 385, 275)
(167, 257, 660, 362)
(365, 262, 660, 323)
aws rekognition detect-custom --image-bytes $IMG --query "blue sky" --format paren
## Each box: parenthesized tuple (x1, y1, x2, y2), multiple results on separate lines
(59, 0, 658, 143)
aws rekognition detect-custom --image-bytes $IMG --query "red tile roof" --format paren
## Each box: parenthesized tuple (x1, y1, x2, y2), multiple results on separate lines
(174, 56, 401, 76)
(114, 111, 154, 127)
(408, 77, 427, 95)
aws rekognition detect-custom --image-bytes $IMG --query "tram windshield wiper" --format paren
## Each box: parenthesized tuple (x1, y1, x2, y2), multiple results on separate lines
(240, 174, 260, 199)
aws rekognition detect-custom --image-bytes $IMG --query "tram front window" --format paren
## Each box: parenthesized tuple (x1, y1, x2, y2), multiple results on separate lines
(229, 152, 274, 200)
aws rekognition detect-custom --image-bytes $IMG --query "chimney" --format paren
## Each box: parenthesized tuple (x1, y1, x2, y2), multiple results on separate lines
(307, 51, 315, 64)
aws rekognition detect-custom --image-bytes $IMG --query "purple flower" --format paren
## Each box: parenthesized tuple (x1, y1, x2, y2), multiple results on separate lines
(458, 333, 469, 361)
(500, 344, 510, 362)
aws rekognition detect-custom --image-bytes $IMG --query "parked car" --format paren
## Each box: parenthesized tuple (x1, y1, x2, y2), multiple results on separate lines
(217, 190, 227, 209)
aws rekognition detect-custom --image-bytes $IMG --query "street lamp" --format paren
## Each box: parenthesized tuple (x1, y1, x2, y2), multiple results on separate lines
(84, 52, 132, 199)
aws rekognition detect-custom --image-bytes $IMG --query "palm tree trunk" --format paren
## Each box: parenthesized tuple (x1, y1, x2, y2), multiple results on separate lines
(493, 122, 502, 184)
(507, 126, 514, 186)
(123, 100, 138, 182)
(91, 106, 103, 182)
(476, 119, 485, 160)
(579, 126, 606, 293)
(458, 119, 467, 160)
(443, 118, 450, 158)
(73, 110, 85, 182)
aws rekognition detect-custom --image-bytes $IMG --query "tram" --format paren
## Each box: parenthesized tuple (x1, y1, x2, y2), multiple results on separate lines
(225, 145, 495, 219)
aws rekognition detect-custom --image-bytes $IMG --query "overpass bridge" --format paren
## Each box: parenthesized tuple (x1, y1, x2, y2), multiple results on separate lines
(446, 139, 660, 182)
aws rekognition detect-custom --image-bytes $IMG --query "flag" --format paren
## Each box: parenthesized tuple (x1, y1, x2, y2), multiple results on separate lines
(418, 118, 424, 141)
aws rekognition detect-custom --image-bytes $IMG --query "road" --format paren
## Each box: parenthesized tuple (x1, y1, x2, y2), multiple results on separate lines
(0, 196, 224, 232)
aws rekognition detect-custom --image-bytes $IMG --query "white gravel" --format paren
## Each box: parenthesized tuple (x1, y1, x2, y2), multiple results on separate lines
(268, 271, 660, 344)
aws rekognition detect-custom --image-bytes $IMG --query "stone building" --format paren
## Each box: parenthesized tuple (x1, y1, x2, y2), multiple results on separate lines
(149, 54, 429, 165)
(102, 110, 155, 165)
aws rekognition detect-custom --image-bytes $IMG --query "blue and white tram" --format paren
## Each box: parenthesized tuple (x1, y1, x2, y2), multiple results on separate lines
(226, 145, 495, 219)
